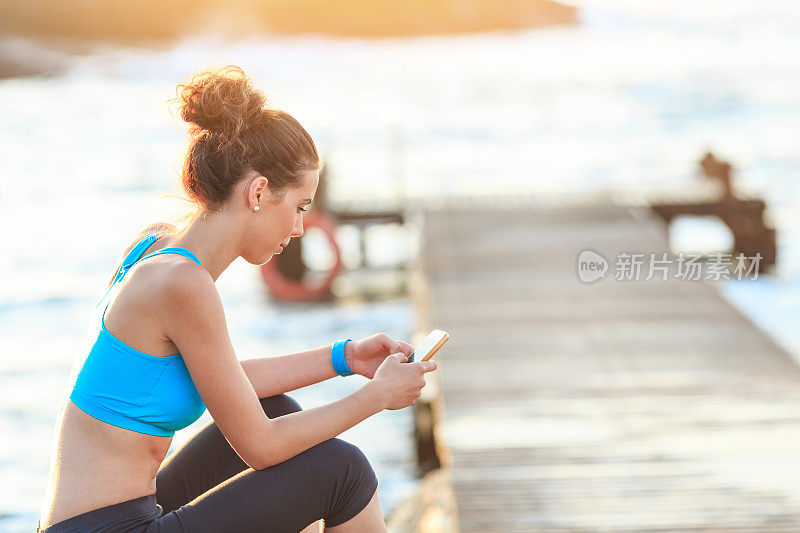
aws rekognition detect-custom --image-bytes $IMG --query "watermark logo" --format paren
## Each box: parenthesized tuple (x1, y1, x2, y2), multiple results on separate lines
(577, 249, 609, 284)
(576, 250, 762, 283)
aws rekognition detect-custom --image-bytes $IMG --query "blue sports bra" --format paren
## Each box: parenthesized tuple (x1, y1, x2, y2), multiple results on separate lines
(69, 232, 207, 437)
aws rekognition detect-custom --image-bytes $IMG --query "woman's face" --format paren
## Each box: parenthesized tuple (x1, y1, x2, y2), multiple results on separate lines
(245, 168, 319, 264)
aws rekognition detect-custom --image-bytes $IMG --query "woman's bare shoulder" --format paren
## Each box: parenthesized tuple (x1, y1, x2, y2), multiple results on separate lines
(124, 221, 177, 256)
(134, 221, 177, 244)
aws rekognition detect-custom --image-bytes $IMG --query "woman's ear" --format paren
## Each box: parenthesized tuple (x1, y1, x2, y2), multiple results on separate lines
(249, 175, 269, 205)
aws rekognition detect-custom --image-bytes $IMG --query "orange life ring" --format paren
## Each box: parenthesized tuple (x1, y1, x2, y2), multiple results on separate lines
(260, 211, 343, 301)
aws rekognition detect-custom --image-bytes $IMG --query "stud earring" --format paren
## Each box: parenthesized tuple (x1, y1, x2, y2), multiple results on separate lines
(253, 205, 260, 212)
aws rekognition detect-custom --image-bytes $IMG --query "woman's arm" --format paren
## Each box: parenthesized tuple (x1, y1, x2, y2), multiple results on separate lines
(162, 264, 434, 471)
(240, 342, 355, 398)
(163, 261, 396, 470)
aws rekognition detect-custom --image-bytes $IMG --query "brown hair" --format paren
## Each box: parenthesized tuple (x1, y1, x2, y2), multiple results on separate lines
(172, 65, 320, 212)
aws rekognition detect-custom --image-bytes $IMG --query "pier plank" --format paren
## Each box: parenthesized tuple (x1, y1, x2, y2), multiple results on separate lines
(417, 204, 800, 532)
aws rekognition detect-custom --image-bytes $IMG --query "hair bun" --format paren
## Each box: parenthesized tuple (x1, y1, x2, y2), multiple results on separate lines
(175, 65, 267, 144)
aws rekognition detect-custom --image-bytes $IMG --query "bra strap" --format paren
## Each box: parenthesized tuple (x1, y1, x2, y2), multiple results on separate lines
(111, 232, 169, 285)
(121, 232, 170, 268)
(139, 247, 203, 268)
(98, 232, 169, 305)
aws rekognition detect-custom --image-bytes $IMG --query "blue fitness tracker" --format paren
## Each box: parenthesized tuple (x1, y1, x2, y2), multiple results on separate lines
(332, 339, 354, 376)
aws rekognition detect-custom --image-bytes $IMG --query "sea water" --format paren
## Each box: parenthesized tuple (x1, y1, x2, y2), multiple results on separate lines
(2, 0, 800, 530)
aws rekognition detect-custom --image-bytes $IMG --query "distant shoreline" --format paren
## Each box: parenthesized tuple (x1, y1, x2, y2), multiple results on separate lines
(0, 0, 578, 45)
(0, 0, 578, 79)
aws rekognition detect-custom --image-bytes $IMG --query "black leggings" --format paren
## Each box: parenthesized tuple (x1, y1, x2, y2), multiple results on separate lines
(39, 395, 379, 532)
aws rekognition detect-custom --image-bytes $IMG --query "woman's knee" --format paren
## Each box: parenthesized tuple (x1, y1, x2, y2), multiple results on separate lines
(313, 439, 379, 526)
(320, 438, 372, 470)
(259, 394, 302, 418)
(317, 439, 377, 493)
(298, 438, 377, 490)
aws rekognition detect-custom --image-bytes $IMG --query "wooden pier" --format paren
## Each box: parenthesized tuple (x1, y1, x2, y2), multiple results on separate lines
(399, 201, 800, 532)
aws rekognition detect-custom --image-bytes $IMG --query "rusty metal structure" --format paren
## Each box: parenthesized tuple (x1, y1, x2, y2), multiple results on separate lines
(650, 152, 777, 272)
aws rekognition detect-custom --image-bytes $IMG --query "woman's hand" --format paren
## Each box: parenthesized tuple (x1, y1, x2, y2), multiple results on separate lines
(345, 333, 415, 379)
(368, 353, 438, 410)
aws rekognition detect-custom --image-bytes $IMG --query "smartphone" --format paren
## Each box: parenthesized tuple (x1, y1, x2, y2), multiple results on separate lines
(409, 329, 450, 362)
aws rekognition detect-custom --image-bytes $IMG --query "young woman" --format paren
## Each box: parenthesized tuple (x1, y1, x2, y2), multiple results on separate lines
(37, 65, 437, 533)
